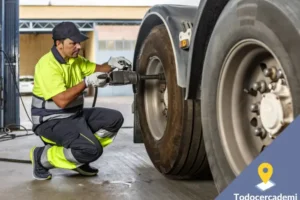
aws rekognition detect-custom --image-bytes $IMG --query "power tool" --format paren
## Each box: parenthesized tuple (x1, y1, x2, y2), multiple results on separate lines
(91, 70, 165, 108)
(97, 70, 165, 85)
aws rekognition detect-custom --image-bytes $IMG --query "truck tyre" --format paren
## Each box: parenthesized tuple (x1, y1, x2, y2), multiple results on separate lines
(136, 24, 210, 179)
(201, 0, 300, 193)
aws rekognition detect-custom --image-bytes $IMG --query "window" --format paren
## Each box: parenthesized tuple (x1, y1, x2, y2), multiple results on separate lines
(106, 40, 115, 50)
(115, 40, 123, 50)
(131, 40, 136, 49)
(98, 41, 106, 50)
(97, 40, 137, 51)
(123, 40, 131, 50)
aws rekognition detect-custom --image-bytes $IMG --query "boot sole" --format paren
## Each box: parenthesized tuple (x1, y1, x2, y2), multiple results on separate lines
(73, 168, 98, 176)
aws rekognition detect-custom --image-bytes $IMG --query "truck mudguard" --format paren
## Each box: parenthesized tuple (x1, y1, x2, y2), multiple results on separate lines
(185, 0, 230, 100)
(132, 4, 197, 90)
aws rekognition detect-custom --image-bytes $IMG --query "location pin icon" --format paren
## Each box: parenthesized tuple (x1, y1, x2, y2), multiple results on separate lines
(258, 162, 273, 183)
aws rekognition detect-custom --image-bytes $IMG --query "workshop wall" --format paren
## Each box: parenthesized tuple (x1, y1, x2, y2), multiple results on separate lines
(19, 25, 138, 97)
(19, 33, 89, 76)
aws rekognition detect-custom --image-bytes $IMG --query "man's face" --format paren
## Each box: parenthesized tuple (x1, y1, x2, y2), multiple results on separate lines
(56, 38, 81, 58)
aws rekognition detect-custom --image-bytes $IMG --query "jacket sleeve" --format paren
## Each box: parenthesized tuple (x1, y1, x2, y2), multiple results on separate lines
(79, 56, 96, 77)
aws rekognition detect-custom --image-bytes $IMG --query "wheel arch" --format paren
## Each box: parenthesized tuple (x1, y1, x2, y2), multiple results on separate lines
(132, 4, 198, 92)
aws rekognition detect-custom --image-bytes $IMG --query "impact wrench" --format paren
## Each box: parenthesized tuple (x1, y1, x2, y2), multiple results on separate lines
(92, 70, 165, 107)
(98, 70, 165, 85)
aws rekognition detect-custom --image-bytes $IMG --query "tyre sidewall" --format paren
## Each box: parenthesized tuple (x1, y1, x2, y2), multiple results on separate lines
(201, 0, 300, 192)
(136, 25, 186, 174)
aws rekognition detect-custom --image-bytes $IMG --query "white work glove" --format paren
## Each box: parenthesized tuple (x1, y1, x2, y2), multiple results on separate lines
(84, 72, 108, 88)
(108, 56, 132, 70)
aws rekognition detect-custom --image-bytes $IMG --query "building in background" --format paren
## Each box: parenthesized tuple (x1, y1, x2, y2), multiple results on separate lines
(18, 3, 146, 97)
(18, 0, 202, 96)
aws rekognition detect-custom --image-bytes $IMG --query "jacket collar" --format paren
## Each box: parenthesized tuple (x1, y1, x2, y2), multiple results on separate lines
(51, 45, 66, 64)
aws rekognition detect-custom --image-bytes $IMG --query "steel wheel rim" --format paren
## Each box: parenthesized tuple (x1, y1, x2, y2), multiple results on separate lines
(144, 56, 167, 140)
(217, 39, 294, 176)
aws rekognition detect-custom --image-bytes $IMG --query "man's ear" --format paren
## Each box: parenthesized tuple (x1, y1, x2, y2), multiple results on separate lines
(56, 39, 64, 49)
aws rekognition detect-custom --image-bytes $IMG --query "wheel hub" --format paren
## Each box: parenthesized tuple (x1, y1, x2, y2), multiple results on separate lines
(160, 83, 168, 118)
(217, 39, 294, 176)
(144, 56, 167, 140)
(260, 79, 293, 137)
(260, 93, 283, 135)
(163, 88, 168, 109)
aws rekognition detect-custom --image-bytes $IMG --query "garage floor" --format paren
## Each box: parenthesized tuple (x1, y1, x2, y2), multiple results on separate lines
(0, 96, 218, 200)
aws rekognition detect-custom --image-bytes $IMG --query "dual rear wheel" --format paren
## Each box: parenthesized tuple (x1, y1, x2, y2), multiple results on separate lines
(201, 0, 299, 192)
(135, 0, 300, 194)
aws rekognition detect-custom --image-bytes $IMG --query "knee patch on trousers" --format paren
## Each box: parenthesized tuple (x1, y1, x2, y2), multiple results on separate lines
(107, 110, 124, 132)
(95, 129, 117, 147)
(72, 145, 103, 163)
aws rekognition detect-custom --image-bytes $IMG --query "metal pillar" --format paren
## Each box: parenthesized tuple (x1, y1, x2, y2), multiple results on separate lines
(0, 0, 5, 129)
(3, 0, 19, 128)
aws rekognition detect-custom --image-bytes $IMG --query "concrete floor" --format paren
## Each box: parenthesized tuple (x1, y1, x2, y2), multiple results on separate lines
(0, 96, 219, 200)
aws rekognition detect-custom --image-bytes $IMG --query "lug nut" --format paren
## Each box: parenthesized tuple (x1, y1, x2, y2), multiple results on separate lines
(264, 67, 278, 80)
(259, 81, 267, 93)
(250, 104, 259, 113)
(255, 127, 264, 137)
(252, 81, 267, 93)
(252, 82, 260, 91)
(277, 69, 284, 79)
(263, 68, 273, 77)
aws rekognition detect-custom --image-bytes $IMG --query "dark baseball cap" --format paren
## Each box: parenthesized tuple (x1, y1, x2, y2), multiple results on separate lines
(52, 21, 89, 43)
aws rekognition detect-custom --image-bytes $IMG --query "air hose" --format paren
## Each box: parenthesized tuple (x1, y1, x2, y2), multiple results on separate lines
(92, 87, 98, 108)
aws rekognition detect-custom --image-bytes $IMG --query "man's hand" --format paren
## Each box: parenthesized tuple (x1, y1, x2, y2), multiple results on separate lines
(52, 72, 107, 109)
(108, 56, 132, 70)
(84, 72, 108, 88)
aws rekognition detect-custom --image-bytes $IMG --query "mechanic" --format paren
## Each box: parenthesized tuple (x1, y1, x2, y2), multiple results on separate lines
(29, 21, 132, 180)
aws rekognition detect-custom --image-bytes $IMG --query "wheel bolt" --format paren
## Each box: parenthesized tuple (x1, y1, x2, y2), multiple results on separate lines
(259, 81, 267, 93)
(250, 104, 259, 113)
(263, 68, 273, 77)
(277, 69, 284, 79)
(255, 127, 264, 137)
(252, 82, 260, 91)
(252, 81, 267, 93)
(264, 67, 277, 80)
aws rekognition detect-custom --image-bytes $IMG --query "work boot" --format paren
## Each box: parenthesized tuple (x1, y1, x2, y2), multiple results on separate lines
(30, 146, 52, 180)
(74, 163, 99, 176)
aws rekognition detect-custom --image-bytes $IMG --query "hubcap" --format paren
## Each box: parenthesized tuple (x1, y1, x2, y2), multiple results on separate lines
(144, 56, 167, 140)
(260, 93, 284, 135)
(217, 39, 294, 176)
(260, 79, 293, 137)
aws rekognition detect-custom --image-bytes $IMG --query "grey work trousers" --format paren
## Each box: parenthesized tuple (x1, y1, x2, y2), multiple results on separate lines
(34, 107, 124, 164)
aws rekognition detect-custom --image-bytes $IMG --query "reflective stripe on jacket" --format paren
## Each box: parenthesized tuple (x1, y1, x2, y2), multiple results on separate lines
(31, 94, 84, 129)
